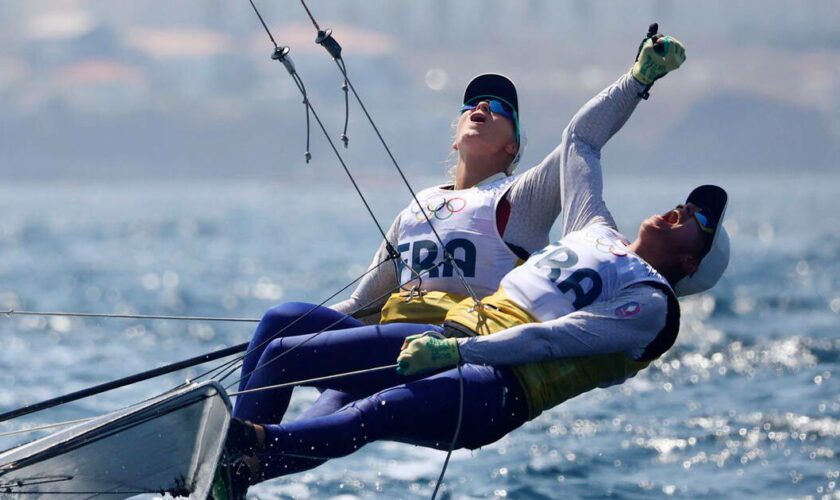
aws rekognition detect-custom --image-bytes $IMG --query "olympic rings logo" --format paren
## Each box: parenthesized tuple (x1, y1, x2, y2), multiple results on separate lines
(411, 196, 467, 221)
(594, 238, 627, 257)
(584, 231, 628, 257)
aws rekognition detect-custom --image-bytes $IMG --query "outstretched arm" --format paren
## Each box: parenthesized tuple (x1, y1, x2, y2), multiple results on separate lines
(396, 284, 672, 375)
(503, 74, 647, 250)
(560, 31, 686, 236)
(558, 73, 647, 235)
(456, 284, 668, 365)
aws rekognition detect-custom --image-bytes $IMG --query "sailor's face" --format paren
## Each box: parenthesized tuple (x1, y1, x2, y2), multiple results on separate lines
(640, 202, 709, 257)
(453, 101, 518, 156)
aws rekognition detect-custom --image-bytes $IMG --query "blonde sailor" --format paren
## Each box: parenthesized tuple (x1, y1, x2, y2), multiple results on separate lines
(236, 70, 562, 414)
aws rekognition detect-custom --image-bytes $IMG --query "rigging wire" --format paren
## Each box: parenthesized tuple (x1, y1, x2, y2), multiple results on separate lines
(185, 253, 396, 385)
(246, 0, 312, 162)
(0, 265, 440, 440)
(431, 363, 464, 500)
(233, 0, 450, 393)
(0, 253, 397, 424)
(228, 363, 396, 396)
(296, 1, 483, 308)
(0, 256, 436, 428)
(1, 246, 390, 336)
(4, 6, 475, 499)
(222, 261, 440, 391)
(3, 310, 259, 323)
(1, 357, 386, 438)
(0, 417, 93, 438)
(207, 258, 442, 387)
(285, 3, 470, 497)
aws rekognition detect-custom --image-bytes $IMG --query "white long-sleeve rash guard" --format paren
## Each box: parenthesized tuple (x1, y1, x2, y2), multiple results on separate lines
(456, 73, 674, 365)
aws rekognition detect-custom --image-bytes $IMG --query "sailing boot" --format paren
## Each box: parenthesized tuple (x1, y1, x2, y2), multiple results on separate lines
(225, 417, 261, 458)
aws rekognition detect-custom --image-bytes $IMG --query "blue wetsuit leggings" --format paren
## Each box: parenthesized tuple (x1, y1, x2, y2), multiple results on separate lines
(233, 302, 529, 481)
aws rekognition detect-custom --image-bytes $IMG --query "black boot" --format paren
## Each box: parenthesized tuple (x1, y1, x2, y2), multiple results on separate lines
(225, 417, 261, 458)
(207, 418, 260, 499)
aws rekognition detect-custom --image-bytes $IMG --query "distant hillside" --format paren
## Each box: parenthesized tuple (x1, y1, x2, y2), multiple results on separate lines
(3, 89, 836, 180)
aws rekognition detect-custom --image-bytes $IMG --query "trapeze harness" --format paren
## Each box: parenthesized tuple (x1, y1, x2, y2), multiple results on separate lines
(445, 223, 681, 419)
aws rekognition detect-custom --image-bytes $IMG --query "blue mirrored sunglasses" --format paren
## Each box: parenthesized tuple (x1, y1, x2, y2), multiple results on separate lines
(693, 210, 716, 234)
(460, 98, 520, 143)
(460, 99, 515, 121)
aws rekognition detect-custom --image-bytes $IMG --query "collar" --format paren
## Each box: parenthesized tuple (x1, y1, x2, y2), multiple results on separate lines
(441, 171, 510, 191)
(476, 172, 509, 187)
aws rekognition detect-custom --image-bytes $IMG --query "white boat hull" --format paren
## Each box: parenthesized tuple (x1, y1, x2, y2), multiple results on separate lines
(0, 381, 230, 499)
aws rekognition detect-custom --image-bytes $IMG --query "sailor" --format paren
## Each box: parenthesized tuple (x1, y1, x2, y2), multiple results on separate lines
(237, 70, 564, 409)
(218, 30, 712, 497)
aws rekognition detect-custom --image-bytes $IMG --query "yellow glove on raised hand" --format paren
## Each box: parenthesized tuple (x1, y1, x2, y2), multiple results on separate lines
(632, 35, 686, 85)
(396, 333, 460, 376)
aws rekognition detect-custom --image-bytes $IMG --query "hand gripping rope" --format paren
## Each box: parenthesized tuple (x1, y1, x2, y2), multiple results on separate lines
(634, 22, 662, 100)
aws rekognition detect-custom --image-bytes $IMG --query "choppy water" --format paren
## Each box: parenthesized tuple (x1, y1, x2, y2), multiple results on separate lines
(0, 171, 837, 499)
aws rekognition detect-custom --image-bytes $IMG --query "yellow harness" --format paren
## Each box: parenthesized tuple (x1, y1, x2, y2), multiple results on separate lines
(445, 288, 649, 420)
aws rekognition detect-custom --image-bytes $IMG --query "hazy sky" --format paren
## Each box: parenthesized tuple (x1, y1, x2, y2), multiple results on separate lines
(1, 0, 837, 179)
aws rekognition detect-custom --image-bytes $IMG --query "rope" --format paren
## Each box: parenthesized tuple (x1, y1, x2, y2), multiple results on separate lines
(0, 417, 93, 438)
(290, 5, 472, 497)
(295, 1, 483, 307)
(3, 309, 259, 323)
(0, 243, 404, 424)
(188, 253, 396, 385)
(228, 363, 396, 396)
(223, 261, 439, 391)
(431, 363, 464, 500)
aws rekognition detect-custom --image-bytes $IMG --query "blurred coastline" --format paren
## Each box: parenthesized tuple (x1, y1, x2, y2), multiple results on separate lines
(1, 0, 838, 179)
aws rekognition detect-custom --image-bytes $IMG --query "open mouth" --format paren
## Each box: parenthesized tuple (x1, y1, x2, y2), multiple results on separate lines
(662, 209, 680, 225)
(469, 112, 487, 123)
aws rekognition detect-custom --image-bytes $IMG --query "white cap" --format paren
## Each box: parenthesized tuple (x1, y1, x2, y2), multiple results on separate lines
(674, 185, 730, 296)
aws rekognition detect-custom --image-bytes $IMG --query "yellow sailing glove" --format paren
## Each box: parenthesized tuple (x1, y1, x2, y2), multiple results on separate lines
(396, 333, 460, 376)
(631, 34, 686, 85)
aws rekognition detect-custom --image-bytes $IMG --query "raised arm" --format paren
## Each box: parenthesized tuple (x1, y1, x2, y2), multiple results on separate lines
(561, 32, 686, 235)
(558, 73, 648, 235)
(501, 72, 649, 254)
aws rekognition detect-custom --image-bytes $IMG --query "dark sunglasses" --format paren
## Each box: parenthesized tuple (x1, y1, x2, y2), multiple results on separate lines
(459, 99, 515, 121)
(693, 210, 715, 234)
(459, 97, 520, 143)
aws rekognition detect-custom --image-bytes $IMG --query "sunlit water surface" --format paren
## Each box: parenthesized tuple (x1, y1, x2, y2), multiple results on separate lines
(0, 171, 837, 499)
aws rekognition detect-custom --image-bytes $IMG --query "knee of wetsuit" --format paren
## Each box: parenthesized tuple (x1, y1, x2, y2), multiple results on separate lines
(259, 337, 288, 362)
(260, 302, 315, 332)
(343, 388, 404, 428)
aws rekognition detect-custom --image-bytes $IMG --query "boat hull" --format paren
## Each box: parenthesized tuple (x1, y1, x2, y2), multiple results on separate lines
(0, 381, 230, 499)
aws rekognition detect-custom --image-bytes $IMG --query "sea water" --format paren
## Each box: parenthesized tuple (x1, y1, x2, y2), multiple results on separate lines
(0, 171, 837, 499)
